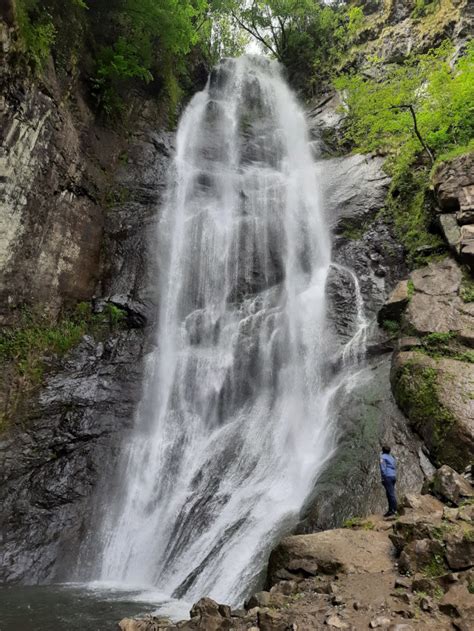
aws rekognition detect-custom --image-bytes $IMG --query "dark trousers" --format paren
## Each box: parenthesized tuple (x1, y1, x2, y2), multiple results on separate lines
(382, 477, 397, 513)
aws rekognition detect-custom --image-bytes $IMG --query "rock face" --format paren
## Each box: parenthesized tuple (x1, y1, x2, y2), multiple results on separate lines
(433, 153, 474, 268)
(0, 331, 146, 582)
(0, 23, 102, 322)
(380, 258, 474, 472)
(0, 19, 174, 578)
(297, 359, 426, 533)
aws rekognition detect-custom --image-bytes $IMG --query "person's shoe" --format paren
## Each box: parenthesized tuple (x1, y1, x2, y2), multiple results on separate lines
(384, 511, 396, 520)
(383, 511, 392, 517)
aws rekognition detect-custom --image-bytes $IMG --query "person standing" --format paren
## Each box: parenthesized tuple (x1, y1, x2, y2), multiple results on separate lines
(380, 445, 397, 517)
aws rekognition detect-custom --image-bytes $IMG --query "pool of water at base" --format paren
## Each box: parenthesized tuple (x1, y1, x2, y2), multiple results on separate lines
(0, 582, 192, 631)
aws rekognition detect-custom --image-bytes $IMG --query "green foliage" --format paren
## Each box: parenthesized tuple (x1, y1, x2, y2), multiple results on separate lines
(385, 166, 445, 266)
(0, 303, 127, 428)
(16, 0, 57, 69)
(422, 331, 455, 346)
(412, 0, 439, 20)
(422, 553, 445, 578)
(335, 40, 474, 164)
(343, 517, 375, 530)
(382, 319, 401, 335)
(346, 6, 364, 39)
(393, 361, 455, 462)
(460, 276, 474, 303)
(407, 279, 415, 298)
(216, 0, 345, 93)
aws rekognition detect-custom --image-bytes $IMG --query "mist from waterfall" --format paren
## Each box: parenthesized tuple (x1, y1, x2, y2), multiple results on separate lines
(93, 56, 365, 609)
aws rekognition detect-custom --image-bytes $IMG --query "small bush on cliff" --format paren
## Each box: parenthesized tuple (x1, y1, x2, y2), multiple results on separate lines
(16, 0, 57, 68)
(0, 303, 127, 429)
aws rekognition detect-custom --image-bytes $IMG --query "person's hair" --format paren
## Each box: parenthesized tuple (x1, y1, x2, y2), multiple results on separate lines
(382, 445, 391, 454)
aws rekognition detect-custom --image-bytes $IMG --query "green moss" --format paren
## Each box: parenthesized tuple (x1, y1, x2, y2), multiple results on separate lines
(386, 167, 446, 267)
(456, 351, 474, 364)
(422, 553, 446, 578)
(463, 528, 474, 543)
(0, 302, 127, 430)
(407, 279, 415, 298)
(343, 517, 375, 530)
(460, 276, 474, 303)
(392, 360, 455, 465)
(16, 0, 56, 69)
(382, 319, 401, 335)
(340, 225, 366, 241)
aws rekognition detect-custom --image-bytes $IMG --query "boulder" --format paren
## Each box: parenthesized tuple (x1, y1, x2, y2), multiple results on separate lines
(190, 598, 221, 618)
(433, 153, 474, 214)
(398, 538, 444, 574)
(267, 529, 393, 586)
(433, 155, 474, 267)
(438, 214, 461, 255)
(445, 530, 474, 570)
(460, 224, 474, 266)
(391, 353, 474, 470)
(377, 280, 410, 324)
(403, 258, 474, 335)
(400, 492, 444, 518)
(439, 583, 474, 629)
(118, 618, 169, 631)
(245, 591, 285, 610)
(410, 258, 461, 296)
(430, 465, 474, 506)
(257, 609, 288, 631)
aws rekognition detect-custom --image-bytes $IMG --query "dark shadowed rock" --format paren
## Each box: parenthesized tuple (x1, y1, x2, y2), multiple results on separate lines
(378, 280, 410, 324)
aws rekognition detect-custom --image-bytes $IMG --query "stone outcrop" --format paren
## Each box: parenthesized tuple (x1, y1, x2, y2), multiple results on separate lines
(433, 153, 474, 268)
(377, 280, 410, 324)
(428, 465, 474, 506)
(267, 529, 394, 584)
(378, 258, 474, 471)
(391, 352, 474, 471)
(404, 258, 474, 335)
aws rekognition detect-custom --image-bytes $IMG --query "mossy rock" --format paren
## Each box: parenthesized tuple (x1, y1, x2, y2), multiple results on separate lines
(391, 351, 474, 471)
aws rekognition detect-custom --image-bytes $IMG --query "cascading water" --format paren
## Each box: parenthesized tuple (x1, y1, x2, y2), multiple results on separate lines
(93, 56, 362, 610)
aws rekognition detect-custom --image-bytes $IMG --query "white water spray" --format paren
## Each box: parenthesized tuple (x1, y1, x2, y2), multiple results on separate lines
(95, 57, 364, 608)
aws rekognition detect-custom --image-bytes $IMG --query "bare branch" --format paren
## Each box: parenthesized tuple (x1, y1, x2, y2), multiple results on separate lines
(230, 11, 280, 59)
(389, 103, 435, 164)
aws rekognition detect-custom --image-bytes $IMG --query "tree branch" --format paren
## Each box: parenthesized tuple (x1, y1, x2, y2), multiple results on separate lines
(390, 103, 435, 164)
(230, 11, 280, 59)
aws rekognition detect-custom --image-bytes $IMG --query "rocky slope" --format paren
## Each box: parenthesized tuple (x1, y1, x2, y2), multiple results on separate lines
(119, 465, 474, 630)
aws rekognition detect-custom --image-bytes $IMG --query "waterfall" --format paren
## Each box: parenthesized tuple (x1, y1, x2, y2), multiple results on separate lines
(94, 56, 359, 608)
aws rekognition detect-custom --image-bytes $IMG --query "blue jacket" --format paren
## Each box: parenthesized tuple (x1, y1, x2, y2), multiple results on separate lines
(380, 453, 396, 480)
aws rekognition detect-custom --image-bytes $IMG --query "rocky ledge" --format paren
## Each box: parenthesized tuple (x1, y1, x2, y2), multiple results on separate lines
(118, 465, 474, 631)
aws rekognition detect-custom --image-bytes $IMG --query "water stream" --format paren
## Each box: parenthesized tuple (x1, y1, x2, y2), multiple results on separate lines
(90, 56, 368, 612)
